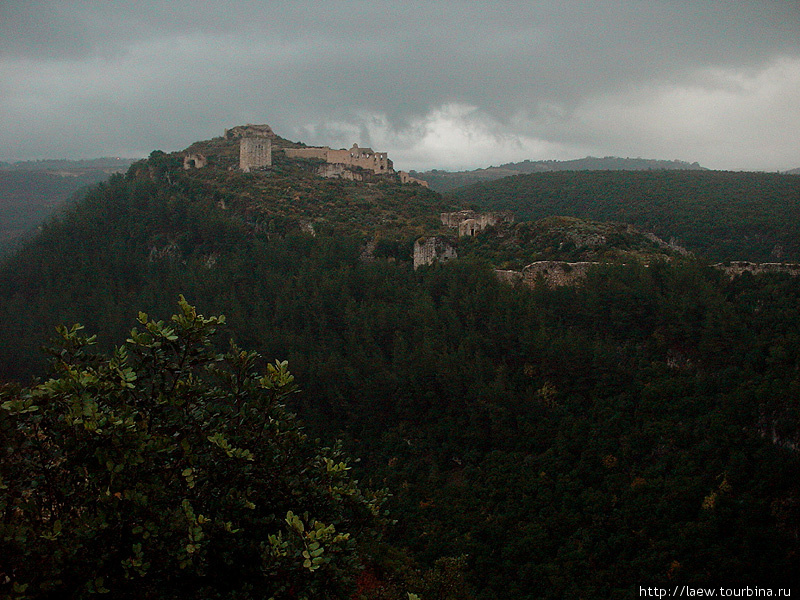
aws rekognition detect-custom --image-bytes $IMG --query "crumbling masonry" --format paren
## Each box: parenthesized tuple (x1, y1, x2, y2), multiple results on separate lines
(218, 124, 275, 172)
(285, 143, 428, 186)
(183, 153, 207, 170)
(285, 144, 392, 175)
(413, 237, 457, 269)
(440, 210, 515, 236)
(239, 136, 272, 172)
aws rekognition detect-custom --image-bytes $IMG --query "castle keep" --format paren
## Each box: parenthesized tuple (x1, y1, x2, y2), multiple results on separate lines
(239, 137, 272, 172)
(227, 124, 274, 172)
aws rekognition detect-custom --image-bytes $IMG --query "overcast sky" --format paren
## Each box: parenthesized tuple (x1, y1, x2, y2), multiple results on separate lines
(1, 0, 798, 171)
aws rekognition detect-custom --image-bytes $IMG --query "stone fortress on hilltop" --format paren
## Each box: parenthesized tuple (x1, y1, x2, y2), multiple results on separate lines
(285, 144, 391, 177)
(184, 124, 427, 186)
(285, 141, 427, 186)
(182, 126, 800, 284)
(225, 124, 275, 172)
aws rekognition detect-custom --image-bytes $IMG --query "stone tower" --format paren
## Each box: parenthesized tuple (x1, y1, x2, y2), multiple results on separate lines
(239, 136, 272, 172)
(413, 236, 457, 269)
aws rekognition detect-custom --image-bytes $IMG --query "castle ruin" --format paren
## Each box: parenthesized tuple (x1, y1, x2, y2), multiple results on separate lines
(441, 210, 514, 236)
(183, 153, 207, 170)
(284, 142, 427, 186)
(498, 260, 800, 288)
(183, 124, 426, 183)
(238, 135, 272, 172)
(398, 171, 429, 187)
(413, 237, 457, 269)
(219, 124, 275, 172)
(493, 261, 599, 288)
(521, 261, 598, 287)
(285, 143, 392, 175)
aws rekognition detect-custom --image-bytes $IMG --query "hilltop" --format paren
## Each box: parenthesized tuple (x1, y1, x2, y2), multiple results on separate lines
(147, 126, 447, 242)
(412, 156, 706, 192)
(128, 128, 682, 270)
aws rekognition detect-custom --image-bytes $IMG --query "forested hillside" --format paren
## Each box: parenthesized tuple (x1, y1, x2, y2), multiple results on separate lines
(413, 157, 706, 192)
(0, 159, 135, 254)
(0, 171, 91, 254)
(2, 141, 800, 598)
(448, 170, 800, 262)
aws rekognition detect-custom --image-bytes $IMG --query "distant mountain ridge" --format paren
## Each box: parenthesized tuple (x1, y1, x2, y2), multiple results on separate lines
(448, 169, 800, 262)
(0, 158, 138, 255)
(0, 157, 138, 173)
(412, 156, 707, 192)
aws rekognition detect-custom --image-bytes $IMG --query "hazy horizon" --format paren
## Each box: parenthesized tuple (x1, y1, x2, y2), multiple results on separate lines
(1, 152, 795, 175)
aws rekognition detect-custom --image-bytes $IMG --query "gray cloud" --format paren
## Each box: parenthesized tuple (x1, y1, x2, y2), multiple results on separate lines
(1, 0, 798, 170)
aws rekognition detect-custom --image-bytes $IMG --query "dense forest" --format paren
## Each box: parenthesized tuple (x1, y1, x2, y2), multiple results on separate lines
(412, 157, 706, 192)
(0, 171, 90, 254)
(448, 170, 800, 262)
(0, 159, 135, 255)
(2, 141, 800, 598)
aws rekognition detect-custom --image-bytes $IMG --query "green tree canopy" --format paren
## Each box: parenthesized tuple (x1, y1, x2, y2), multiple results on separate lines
(0, 297, 385, 600)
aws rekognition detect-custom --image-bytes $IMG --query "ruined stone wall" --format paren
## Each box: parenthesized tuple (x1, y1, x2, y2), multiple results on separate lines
(481, 212, 514, 229)
(459, 219, 481, 237)
(317, 163, 363, 180)
(521, 261, 598, 287)
(398, 171, 429, 187)
(441, 210, 480, 228)
(326, 144, 392, 173)
(284, 147, 331, 161)
(183, 153, 207, 170)
(714, 261, 800, 278)
(495, 260, 800, 288)
(413, 237, 457, 270)
(441, 210, 514, 236)
(284, 143, 393, 175)
(240, 137, 272, 172)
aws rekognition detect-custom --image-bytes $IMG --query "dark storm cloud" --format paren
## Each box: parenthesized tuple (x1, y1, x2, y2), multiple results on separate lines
(1, 1, 798, 170)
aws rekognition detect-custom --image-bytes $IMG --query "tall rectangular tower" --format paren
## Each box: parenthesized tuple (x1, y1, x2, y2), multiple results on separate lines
(239, 137, 272, 172)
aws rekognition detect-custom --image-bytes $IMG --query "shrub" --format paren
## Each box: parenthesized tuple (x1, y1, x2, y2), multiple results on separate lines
(0, 297, 384, 600)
